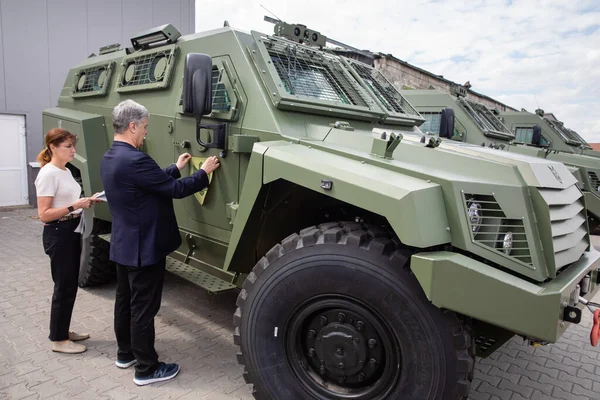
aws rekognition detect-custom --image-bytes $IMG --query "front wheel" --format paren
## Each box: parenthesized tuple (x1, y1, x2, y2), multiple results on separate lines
(234, 222, 474, 400)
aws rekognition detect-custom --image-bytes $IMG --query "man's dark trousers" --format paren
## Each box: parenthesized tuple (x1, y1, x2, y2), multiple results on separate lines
(114, 258, 166, 377)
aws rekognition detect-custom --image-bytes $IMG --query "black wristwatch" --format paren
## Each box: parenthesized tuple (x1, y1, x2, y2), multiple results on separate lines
(67, 205, 75, 213)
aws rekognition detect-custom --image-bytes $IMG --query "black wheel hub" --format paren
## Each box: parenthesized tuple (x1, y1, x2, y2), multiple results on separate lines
(286, 297, 400, 399)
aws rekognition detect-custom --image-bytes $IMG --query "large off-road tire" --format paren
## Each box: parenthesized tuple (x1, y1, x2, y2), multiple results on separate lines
(78, 219, 116, 288)
(234, 222, 475, 400)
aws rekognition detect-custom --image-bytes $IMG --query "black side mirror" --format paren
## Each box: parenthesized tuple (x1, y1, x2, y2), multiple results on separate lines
(183, 53, 212, 116)
(439, 107, 455, 139)
(532, 124, 542, 146)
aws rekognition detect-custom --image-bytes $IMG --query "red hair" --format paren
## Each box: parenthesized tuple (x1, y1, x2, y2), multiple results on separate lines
(36, 128, 77, 167)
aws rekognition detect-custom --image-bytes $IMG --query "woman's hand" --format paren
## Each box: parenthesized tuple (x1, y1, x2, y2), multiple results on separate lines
(200, 156, 220, 174)
(71, 197, 98, 210)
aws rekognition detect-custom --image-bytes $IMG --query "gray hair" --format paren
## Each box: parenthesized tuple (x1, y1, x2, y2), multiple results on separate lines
(112, 99, 149, 134)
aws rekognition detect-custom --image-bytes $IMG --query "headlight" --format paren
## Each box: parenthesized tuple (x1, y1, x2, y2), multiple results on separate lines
(502, 232, 513, 255)
(467, 202, 482, 233)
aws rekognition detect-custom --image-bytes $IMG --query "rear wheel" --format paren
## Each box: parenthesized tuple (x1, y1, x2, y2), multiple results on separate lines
(78, 219, 116, 287)
(234, 222, 474, 400)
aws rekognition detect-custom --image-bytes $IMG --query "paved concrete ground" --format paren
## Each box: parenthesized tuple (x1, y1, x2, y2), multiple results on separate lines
(2, 207, 600, 400)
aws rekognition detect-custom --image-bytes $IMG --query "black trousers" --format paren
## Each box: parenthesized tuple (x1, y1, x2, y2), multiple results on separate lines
(114, 258, 166, 377)
(42, 218, 82, 342)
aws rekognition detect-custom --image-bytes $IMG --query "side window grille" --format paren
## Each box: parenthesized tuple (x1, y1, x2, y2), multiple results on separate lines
(117, 47, 176, 93)
(348, 61, 421, 117)
(211, 69, 231, 112)
(265, 39, 374, 108)
(72, 63, 113, 98)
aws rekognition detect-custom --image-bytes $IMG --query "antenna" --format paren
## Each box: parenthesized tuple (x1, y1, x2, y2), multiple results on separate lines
(533, 93, 545, 117)
(261, 4, 282, 22)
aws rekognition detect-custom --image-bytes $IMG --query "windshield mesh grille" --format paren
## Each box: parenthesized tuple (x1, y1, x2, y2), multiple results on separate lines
(545, 118, 585, 145)
(349, 62, 421, 117)
(462, 100, 512, 135)
(266, 39, 373, 107)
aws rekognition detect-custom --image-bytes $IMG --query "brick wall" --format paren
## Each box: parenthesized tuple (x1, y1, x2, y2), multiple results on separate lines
(374, 56, 516, 112)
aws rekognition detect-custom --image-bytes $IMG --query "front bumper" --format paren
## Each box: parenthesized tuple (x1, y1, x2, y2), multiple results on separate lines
(411, 250, 600, 342)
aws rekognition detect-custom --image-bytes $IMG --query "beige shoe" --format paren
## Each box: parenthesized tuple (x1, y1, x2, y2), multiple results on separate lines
(52, 340, 87, 354)
(68, 331, 90, 341)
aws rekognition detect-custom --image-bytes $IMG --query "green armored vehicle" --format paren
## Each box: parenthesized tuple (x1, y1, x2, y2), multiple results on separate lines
(43, 22, 600, 400)
(500, 109, 592, 153)
(401, 89, 600, 231)
(499, 109, 600, 227)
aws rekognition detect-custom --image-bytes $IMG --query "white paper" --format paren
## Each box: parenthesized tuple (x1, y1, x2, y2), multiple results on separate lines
(74, 208, 95, 239)
(94, 191, 107, 202)
(74, 192, 106, 238)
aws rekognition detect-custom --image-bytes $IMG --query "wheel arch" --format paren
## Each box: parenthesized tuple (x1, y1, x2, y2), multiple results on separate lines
(224, 141, 452, 275)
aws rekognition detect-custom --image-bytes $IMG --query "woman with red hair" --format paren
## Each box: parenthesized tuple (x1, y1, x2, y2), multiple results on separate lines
(34, 128, 100, 354)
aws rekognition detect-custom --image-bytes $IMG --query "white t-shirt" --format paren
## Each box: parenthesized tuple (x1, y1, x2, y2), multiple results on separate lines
(34, 164, 82, 214)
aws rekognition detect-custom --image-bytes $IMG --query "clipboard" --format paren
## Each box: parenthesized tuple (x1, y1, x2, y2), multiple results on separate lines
(191, 157, 213, 205)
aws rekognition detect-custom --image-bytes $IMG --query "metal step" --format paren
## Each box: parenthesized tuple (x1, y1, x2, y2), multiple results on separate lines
(97, 235, 233, 293)
(165, 257, 236, 293)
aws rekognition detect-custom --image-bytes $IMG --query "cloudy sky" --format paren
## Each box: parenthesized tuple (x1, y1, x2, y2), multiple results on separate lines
(196, 0, 600, 141)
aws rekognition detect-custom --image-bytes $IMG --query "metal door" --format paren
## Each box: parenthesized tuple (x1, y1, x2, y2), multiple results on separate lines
(0, 114, 27, 206)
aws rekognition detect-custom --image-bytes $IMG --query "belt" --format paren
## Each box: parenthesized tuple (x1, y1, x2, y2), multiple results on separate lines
(45, 213, 81, 225)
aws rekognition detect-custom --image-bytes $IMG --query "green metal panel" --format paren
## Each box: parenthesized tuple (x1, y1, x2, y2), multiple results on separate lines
(411, 250, 600, 342)
(42, 107, 111, 221)
(261, 141, 451, 248)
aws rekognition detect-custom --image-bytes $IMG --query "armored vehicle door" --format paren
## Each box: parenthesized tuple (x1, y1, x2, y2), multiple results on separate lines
(174, 55, 245, 234)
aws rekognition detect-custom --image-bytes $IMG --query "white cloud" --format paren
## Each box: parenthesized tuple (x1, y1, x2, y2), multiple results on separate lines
(195, 0, 600, 141)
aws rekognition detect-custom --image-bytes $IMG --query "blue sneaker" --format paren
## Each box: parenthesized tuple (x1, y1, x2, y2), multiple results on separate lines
(133, 363, 180, 386)
(115, 358, 137, 369)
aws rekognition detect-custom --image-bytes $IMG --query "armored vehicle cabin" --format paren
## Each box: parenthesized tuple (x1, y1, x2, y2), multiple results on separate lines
(402, 89, 600, 232)
(500, 109, 592, 154)
(43, 22, 600, 400)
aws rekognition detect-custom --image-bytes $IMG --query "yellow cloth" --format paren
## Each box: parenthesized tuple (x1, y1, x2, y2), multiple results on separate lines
(191, 157, 213, 205)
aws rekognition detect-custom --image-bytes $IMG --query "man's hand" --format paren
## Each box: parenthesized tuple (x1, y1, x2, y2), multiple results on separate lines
(176, 153, 192, 170)
(200, 156, 220, 174)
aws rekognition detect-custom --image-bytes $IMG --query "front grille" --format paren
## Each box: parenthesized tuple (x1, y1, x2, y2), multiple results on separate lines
(588, 172, 599, 193)
(463, 193, 531, 265)
(538, 185, 588, 271)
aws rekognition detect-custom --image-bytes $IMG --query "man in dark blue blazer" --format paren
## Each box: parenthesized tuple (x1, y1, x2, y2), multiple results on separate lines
(100, 99, 220, 386)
